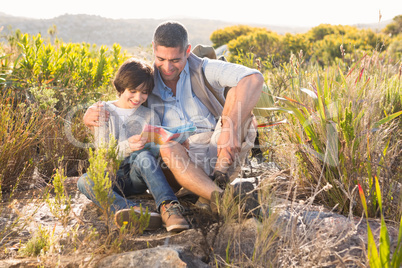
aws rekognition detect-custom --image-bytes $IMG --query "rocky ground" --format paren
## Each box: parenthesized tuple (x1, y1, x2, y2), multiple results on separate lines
(0, 160, 400, 267)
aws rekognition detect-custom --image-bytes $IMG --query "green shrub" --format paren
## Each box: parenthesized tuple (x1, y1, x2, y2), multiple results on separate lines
(20, 225, 53, 257)
(387, 35, 402, 60)
(0, 31, 129, 190)
(382, 15, 402, 37)
(4, 32, 127, 108)
(210, 21, 394, 67)
(86, 136, 123, 233)
(210, 25, 259, 48)
(86, 146, 116, 232)
(227, 29, 283, 62)
(46, 161, 72, 228)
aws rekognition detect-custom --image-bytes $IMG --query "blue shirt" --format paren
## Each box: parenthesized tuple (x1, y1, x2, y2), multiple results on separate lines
(153, 58, 260, 133)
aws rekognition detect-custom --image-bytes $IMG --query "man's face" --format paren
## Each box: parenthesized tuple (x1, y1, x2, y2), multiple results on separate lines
(152, 44, 191, 83)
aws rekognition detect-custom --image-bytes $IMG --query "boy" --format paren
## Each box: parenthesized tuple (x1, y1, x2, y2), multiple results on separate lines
(77, 58, 189, 232)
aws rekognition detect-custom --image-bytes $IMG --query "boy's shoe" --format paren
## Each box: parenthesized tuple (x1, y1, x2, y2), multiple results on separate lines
(160, 201, 189, 232)
(115, 207, 162, 231)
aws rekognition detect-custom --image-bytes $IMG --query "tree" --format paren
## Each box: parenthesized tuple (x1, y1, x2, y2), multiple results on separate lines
(282, 33, 311, 62)
(210, 25, 263, 48)
(227, 29, 282, 61)
(382, 15, 402, 36)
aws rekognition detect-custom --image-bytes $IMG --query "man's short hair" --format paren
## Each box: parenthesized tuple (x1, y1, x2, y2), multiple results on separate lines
(153, 21, 189, 52)
(113, 58, 154, 96)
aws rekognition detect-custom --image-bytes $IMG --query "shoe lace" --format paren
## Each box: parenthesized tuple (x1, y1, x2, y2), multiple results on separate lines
(164, 201, 185, 217)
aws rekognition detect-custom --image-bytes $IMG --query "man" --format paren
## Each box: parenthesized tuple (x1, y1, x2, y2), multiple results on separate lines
(84, 21, 263, 212)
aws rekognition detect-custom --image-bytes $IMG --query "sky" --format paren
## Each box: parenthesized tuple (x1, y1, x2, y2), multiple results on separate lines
(1, 0, 401, 27)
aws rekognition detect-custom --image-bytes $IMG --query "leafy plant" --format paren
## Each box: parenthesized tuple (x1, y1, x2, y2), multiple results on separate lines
(46, 159, 72, 228)
(117, 205, 151, 234)
(210, 25, 259, 48)
(86, 145, 116, 233)
(4, 32, 126, 108)
(0, 31, 129, 190)
(358, 177, 402, 268)
(20, 225, 54, 257)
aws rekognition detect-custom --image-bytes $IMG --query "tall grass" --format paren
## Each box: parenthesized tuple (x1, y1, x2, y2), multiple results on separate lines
(256, 51, 402, 221)
(0, 89, 51, 192)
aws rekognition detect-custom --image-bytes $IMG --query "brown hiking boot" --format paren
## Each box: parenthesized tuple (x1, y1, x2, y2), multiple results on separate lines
(115, 206, 162, 231)
(232, 181, 260, 216)
(211, 171, 230, 190)
(195, 196, 211, 211)
(196, 171, 229, 211)
(210, 181, 260, 216)
(160, 201, 189, 232)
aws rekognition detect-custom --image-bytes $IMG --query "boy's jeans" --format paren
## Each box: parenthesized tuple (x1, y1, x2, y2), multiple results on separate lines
(77, 150, 177, 213)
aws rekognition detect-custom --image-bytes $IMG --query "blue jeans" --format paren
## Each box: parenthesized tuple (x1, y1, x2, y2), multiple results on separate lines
(77, 150, 177, 213)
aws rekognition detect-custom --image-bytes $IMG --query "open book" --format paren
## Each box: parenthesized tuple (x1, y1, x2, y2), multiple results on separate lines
(141, 123, 197, 145)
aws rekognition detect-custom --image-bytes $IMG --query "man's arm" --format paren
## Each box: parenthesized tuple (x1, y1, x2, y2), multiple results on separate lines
(83, 101, 109, 130)
(215, 73, 264, 171)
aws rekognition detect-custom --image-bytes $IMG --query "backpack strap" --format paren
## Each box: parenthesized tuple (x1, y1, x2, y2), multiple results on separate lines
(191, 44, 231, 103)
(200, 67, 227, 107)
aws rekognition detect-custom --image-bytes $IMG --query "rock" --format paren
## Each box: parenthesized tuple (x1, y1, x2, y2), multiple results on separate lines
(93, 246, 208, 268)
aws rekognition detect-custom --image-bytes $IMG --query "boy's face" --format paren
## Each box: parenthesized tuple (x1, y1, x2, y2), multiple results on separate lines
(117, 83, 148, 109)
(152, 44, 191, 84)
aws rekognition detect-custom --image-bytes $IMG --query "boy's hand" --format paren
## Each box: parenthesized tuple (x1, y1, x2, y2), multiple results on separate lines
(128, 135, 147, 152)
(83, 101, 109, 127)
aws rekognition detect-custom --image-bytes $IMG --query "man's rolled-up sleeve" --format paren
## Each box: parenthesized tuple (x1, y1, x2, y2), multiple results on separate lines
(202, 59, 261, 91)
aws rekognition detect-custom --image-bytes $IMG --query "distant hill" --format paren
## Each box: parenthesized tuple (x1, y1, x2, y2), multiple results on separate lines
(0, 13, 307, 48)
(0, 13, 390, 50)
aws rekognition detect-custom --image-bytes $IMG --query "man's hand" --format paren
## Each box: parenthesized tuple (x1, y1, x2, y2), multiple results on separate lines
(216, 123, 241, 168)
(83, 101, 109, 128)
(127, 135, 148, 152)
(215, 73, 263, 171)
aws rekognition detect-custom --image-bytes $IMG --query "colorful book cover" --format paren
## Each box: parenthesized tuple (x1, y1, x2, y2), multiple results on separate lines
(141, 123, 197, 145)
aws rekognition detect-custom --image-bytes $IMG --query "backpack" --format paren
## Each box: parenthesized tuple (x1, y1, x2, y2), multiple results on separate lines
(191, 44, 228, 62)
(191, 44, 231, 100)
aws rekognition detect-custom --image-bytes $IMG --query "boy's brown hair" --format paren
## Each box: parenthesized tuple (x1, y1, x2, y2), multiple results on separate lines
(113, 58, 154, 96)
